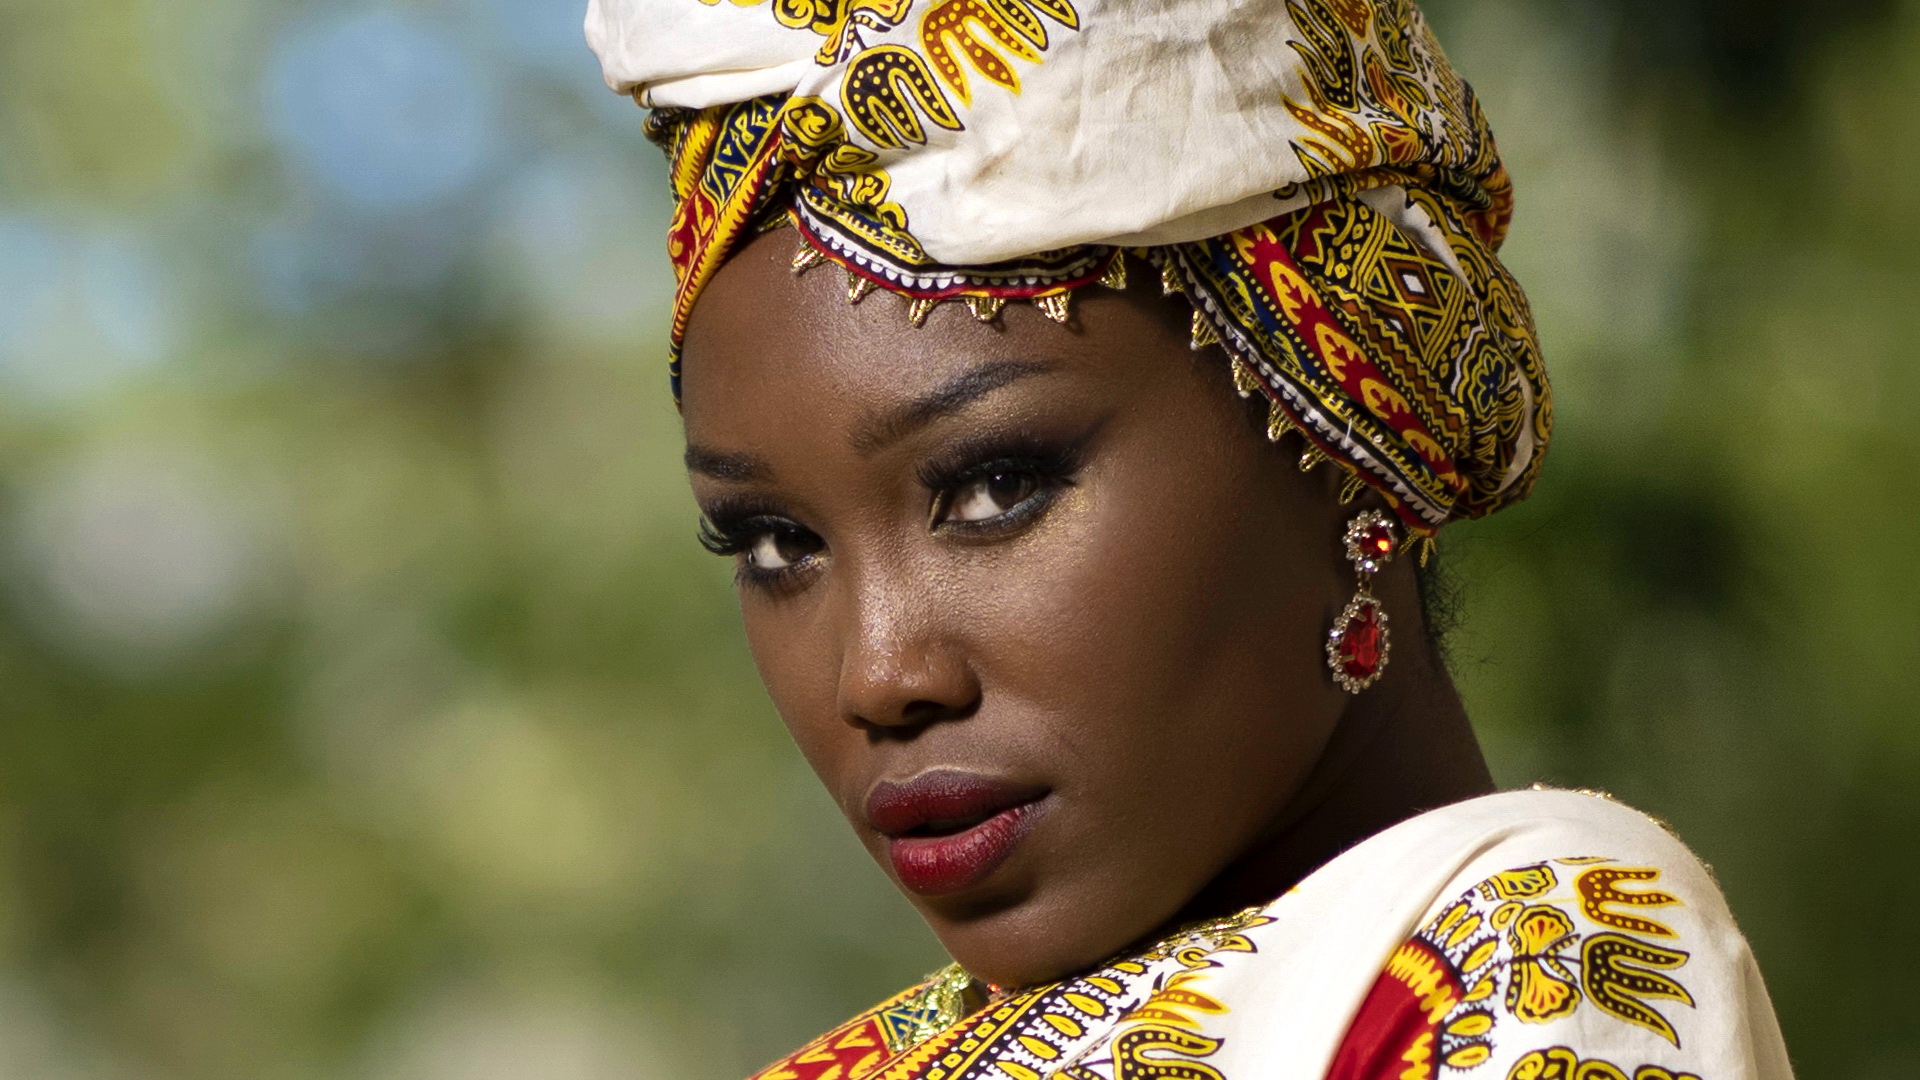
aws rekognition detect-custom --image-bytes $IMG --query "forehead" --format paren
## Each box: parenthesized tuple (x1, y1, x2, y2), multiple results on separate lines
(678, 231, 1197, 444)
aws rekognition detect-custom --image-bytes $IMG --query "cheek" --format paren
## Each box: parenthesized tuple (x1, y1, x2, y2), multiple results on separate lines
(984, 461, 1330, 719)
(967, 447, 1343, 836)
(738, 597, 856, 799)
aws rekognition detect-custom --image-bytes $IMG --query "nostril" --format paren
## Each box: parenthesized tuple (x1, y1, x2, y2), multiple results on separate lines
(901, 697, 956, 727)
(861, 697, 976, 741)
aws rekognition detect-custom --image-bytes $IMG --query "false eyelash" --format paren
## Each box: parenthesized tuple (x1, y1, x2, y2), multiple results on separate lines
(696, 496, 798, 557)
(915, 430, 1088, 495)
(697, 517, 745, 557)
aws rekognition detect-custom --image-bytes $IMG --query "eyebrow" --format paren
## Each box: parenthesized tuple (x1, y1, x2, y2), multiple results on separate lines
(683, 359, 1054, 481)
(850, 359, 1052, 455)
(683, 443, 771, 482)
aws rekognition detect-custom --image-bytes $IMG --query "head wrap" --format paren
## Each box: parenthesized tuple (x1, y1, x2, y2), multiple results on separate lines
(586, 0, 1550, 536)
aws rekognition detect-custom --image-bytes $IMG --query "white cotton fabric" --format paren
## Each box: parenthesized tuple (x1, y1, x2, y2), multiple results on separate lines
(584, 0, 1429, 264)
(1165, 788, 1796, 1079)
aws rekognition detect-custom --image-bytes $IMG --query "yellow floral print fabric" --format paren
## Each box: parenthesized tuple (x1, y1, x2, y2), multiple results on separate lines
(732, 791, 1792, 1080)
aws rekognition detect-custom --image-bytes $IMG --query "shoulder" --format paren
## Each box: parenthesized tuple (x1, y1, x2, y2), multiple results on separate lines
(1411, 789, 1731, 919)
(1326, 789, 1794, 1080)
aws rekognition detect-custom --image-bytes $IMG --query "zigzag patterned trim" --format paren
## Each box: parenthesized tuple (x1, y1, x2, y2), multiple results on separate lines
(1152, 247, 1450, 534)
(794, 196, 1113, 300)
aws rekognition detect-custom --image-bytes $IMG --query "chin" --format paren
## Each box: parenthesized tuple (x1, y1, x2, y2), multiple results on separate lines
(867, 789, 1212, 987)
(927, 901, 1110, 989)
(912, 868, 1178, 990)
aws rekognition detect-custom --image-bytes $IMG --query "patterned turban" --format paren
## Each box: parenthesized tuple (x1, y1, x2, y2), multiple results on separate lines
(587, 0, 1550, 536)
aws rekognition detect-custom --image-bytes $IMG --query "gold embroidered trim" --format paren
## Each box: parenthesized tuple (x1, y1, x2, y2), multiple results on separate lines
(1160, 261, 1182, 296)
(1190, 310, 1219, 349)
(966, 295, 1006, 322)
(1267, 401, 1296, 443)
(1232, 363, 1261, 399)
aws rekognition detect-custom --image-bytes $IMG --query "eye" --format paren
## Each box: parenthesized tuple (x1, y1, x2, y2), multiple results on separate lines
(698, 511, 825, 588)
(944, 470, 1042, 524)
(918, 428, 1099, 537)
(746, 524, 822, 571)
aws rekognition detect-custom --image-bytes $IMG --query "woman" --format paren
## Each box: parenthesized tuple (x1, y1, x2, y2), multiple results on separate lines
(585, 1, 1793, 1078)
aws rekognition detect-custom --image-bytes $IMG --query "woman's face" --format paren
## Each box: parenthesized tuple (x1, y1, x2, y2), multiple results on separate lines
(681, 230, 1355, 987)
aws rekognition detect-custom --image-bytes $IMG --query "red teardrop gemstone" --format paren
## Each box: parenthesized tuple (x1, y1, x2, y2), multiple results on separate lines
(1337, 600, 1385, 680)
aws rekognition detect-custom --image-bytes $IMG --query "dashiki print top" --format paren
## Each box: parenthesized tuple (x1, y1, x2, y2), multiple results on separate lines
(746, 790, 1792, 1080)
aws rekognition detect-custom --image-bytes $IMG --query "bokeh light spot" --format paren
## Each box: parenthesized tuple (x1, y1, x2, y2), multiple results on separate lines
(263, 8, 500, 211)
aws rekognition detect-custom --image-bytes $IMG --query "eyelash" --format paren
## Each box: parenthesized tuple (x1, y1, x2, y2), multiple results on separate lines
(696, 433, 1088, 590)
(696, 506, 806, 587)
(695, 518, 751, 558)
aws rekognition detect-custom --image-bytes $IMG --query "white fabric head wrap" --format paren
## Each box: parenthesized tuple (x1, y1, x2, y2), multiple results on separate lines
(585, 0, 1550, 536)
(585, 0, 1501, 265)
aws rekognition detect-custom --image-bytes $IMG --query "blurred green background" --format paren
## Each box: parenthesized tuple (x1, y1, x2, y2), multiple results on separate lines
(0, 0, 1914, 1076)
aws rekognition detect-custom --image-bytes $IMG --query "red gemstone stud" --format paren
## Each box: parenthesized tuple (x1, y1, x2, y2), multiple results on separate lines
(1328, 510, 1398, 693)
(1343, 510, 1398, 574)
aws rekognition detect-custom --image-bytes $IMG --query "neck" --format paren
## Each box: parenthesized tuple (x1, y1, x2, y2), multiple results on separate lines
(1171, 632, 1493, 926)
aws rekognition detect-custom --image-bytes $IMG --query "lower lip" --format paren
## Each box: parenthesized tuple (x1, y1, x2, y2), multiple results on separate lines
(888, 800, 1044, 896)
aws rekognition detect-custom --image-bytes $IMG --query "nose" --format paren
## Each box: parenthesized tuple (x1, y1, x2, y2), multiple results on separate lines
(835, 575, 980, 733)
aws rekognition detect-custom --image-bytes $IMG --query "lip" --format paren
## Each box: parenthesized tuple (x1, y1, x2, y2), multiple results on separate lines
(866, 770, 1049, 896)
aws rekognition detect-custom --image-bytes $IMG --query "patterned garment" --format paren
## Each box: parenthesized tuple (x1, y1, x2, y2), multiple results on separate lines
(586, 0, 1551, 535)
(739, 791, 1793, 1080)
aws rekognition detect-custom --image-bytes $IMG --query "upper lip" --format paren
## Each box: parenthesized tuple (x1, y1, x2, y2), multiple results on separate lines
(865, 769, 1049, 839)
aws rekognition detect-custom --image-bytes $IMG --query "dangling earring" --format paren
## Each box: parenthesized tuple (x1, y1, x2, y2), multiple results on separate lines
(1328, 509, 1397, 693)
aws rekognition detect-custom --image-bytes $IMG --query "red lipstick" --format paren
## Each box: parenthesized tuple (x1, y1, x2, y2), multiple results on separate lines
(866, 770, 1048, 896)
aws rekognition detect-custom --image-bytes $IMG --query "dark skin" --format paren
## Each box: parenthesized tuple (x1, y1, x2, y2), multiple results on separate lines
(680, 228, 1494, 990)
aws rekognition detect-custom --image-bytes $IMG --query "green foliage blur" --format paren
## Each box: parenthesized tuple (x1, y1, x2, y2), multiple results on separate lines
(0, 0, 1913, 1077)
